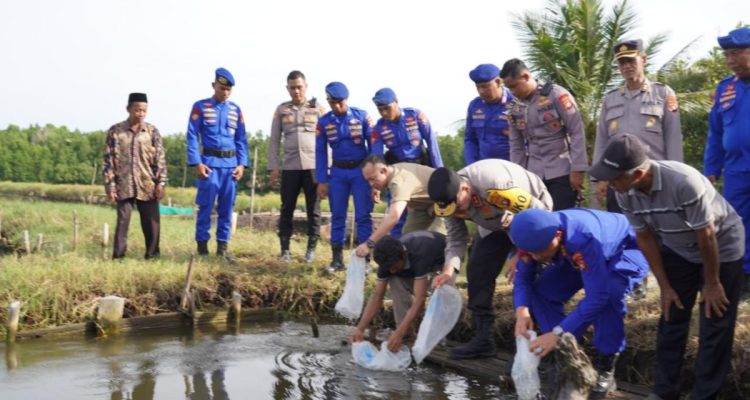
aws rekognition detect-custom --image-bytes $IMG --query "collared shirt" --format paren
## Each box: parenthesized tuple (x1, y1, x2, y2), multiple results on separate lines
(371, 107, 444, 167)
(267, 98, 326, 171)
(704, 75, 750, 177)
(595, 79, 683, 166)
(508, 82, 589, 180)
(616, 160, 745, 263)
(385, 163, 435, 210)
(514, 209, 648, 334)
(377, 231, 446, 281)
(315, 106, 374, 183)
(444, 159, 554, 272)
(464, 88, 514, 164)
(103, 120, 167, 201)
(186, 97, 249, 168)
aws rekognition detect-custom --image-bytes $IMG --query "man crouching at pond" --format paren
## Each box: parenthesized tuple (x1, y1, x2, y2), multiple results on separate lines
(509, 208, 649, 399)
(350, 231, 448, 352)
(103, 92, 167, 259)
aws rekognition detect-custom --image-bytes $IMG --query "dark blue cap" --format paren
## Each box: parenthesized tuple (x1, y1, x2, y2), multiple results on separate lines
(469, 64, 500, 83)
(215, 68, 235, 87)
(372, 87, 397, 106)
(325, 81, 349, 100)
(718, 27, 750, 49)
(509, 209, 561, 253)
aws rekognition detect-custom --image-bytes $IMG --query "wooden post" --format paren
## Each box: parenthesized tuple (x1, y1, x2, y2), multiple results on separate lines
(35, 233, 44, 252)
(231, 291, 242, 320)
(167, 197, 173, 207)
(96, 296, 125, 336)
(249, 147, 258, 230)
(188, 288, 197, 317)
(23, 230, 31, 254)
(179, 255, 196, 310)
(102, 223, 109, 248)
(73, 210, 79, 251)
(6, 301, 21, 342)
(5, 341, 17, 371)
(231, 212, 238, 235)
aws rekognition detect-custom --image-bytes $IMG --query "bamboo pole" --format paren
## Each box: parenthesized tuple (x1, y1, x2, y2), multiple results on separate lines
(96, 296, 125, 336)
(73, 210, 79, 251)
(179, 255, 196, 310)
(6, 301, 21, 342)
(231, 212, 238, 235)
(23, 230, 31, 254)
(249, 146, 258, 230)
(35, 233, 44, 252)
(102, 223, 109, 248)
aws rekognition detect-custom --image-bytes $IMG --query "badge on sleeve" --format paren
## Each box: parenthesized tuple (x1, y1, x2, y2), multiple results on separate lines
(558, 94, 575, 111)
(571, 252, 589, 271)
(191, 107, 201, 121)
(666, 95, 679, 112)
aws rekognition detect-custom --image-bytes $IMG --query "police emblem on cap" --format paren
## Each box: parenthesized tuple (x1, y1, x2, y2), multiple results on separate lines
(433, 202, 457, 217)
(218, 76, 228, 85)
(619, 45, 628, 52)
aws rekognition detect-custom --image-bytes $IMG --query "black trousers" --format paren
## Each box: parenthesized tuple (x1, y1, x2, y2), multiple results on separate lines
(652, 249, 743, 400)
(113, 198, 160, 259)
(278, 169, 321, 239)
(544, 174, 578, 211)
(467, 230, 514, 318)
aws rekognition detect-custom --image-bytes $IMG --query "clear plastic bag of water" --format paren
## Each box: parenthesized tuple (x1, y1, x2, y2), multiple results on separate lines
(512, 330, 542, 400)
(334, 253, 367, 320)
(351, 340, 412, 371)
(411, 284, 462, 364)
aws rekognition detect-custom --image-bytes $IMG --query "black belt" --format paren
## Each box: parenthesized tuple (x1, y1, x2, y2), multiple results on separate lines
(332, 159, 364, 169)
(203, 148, 236, 158)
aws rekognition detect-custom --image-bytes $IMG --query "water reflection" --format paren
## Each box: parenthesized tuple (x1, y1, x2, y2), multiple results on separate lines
(0, 322, 510, 400)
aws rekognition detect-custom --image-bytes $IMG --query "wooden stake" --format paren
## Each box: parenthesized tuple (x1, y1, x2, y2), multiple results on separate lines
(231, 291, 242, 320)
(23, 230, 30, 254)
(96, 296, 125, 336)
(179, 255, 196, 310)
(35, 233, 44, 252)
(102, 223, 109, 248)
(231, 212, 238, 235)
(73, 210, 79, 251)
(6, 301, 21, 342)
(167, 197, 173, 207)
(249, 147, 258, 230)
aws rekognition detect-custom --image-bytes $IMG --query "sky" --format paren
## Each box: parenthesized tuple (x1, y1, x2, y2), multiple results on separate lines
(0, 0, 746, 138)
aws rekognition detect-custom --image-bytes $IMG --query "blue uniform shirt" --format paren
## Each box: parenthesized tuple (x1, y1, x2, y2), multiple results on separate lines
(186, 97, 249, 168)
(370, 108, 444, 167)
(464, 88, 514, 164)
(513, 209, 647, 334)
(704, 75, 750, 177)
(315, 106, 373, 183)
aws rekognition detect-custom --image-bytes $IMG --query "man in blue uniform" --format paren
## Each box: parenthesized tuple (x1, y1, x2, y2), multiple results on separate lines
(370, 87, 444, 238)
(186, 68, 249, 258)
(510, 208, 648, 399)
(464, 63, 514, 165)
(704, 27, 750, 299)
(316, 82, 374, 274)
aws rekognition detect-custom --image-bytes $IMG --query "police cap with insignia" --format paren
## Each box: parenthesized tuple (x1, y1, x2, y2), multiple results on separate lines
(613, 39, 643, 60)
(325, 81, 349, 100)
(372, 87, 397, 106)
(215, 67, 235, 87)
(718, 27, 750, 49)
(128, 92, 148, 104)
(588, 133, 648, 181)
(509, 209, 561, 253)
(469, 64, 501, 83)
(428, 167, 461, 217)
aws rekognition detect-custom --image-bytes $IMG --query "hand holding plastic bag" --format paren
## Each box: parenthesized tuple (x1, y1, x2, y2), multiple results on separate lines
(334, 253, 367, 320)
(351, 340, 412, 371)
(512, 330, 542, 400)
(411, 284, 462, 364)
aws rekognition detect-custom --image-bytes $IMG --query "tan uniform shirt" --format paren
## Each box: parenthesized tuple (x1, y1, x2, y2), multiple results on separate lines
(594, 80, 683, 165)
(103, 121, 167, 201)
(444, 159, 554, 272)
(509, 82, 589, 180)
(386, 163, 435, 210)
(267, 99, 326, 170)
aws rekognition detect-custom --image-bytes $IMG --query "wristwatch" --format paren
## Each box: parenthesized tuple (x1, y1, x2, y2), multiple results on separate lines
(552, 326, 564, 336)
(366, 239, 376, 249)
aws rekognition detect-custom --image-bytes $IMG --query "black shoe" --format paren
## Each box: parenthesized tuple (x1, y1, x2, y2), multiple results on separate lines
(197, 241, 209, 256)
(589, 352, 619, 399)
(322, 244, 344, 275)
(217, 241, 236, 263)
(449, 316, 496, 359)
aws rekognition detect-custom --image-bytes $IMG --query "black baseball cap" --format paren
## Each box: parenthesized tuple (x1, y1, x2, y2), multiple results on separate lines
(428, 167, 461, 217)
(589, 134, 648, 181)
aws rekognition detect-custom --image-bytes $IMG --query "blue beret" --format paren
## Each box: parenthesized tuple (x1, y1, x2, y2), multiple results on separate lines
(469, 64, 500, 83)
(509, 209, 561, 253)
(325, 81, 349, 100)
(718, 27, 750, 49)
(215, 68, 235, 87)
(372, 87, 397, 106)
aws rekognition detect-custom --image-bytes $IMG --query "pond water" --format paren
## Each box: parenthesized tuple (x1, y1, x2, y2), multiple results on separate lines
(0, 321, 514, 399)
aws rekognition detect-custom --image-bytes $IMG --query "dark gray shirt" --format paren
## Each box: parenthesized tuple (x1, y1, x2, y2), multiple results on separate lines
(377, 231, 446, 281)
(616, 160, 745, 263)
